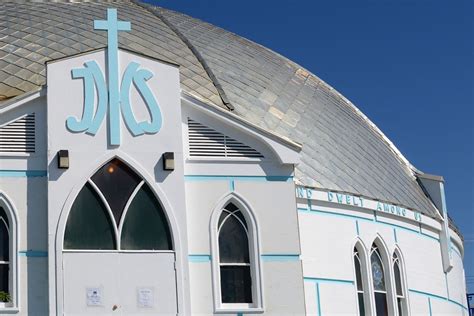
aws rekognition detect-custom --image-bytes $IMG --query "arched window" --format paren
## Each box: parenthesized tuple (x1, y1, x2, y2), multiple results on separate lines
(0, 196, 17, 309)
(218, 203, 252, 303)
(0, 207, 9, 298)
(64, 159, 172, 251)
(353, 247, 366, 315)
(212, 200, 263, 312)
(393, 252, 406, 315)
(371, 244, 388, 316)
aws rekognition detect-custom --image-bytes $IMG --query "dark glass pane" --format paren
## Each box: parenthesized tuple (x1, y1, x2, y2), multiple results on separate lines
(0, 264, 8, 293)
(91, 159, 141, 224)
(371, 249, 385, 291)
(220, 266, 252, 303)
(219, 214, 249, 263)
(397, 298, 403, 316)
(121, 184, 172, 250)
(0, 212, 8, 262)
(224, 203, 239, 212)
(354, 253, 363, 291)
(375, 292, 388, 316)
(394, 261, 403, 296)
(357, 293, 365, 316)
(218, 211, 229, 227)
(64, 183, 116, 250)
(234, 211, 248, 230)
(0, 207, 8, 228)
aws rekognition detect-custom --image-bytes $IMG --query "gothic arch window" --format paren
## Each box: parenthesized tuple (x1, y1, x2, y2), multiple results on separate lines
(371, 243, 389, 316)
(0, 196, 18, 309)
(64, 159, 172, 251)
(393, 251, 407, 315)
(354, 246, 367, 316)
(211, 199, 263, 312)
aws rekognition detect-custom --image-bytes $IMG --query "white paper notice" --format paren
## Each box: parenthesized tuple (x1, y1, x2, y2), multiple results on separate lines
(86, 287, 102, 306)
(137, 287, 154, 308)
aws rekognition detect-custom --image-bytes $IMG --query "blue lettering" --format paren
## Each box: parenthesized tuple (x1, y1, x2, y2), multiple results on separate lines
(376, 202, 383, 211)
(336, 193, 343, 204)
(327, 191, 333, 202)
(346, 195, 351, 205)
(297, 187, 305, 198)
(67, 8, 162, 146)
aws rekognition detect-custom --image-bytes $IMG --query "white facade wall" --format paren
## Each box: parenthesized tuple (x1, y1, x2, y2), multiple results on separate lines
(0, 48, 468, 316)
(297, 188, 468, 315)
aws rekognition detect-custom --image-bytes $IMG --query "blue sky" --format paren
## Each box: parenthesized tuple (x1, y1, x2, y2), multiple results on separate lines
(144, 0, 473, 291)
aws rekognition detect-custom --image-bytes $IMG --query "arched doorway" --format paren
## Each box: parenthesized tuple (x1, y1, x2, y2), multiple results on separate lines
(61, 159, 177, 315)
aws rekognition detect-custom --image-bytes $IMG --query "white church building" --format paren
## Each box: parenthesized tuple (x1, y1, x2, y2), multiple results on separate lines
(0, 1, 468, 315)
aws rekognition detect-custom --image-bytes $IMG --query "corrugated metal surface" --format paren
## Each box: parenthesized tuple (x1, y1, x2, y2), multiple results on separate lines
(0, 113, 35, 153)
(188, 118, 263, 158)
(0, 1, 440, 219)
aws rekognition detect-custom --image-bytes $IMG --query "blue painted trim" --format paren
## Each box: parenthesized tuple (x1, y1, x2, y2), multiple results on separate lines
(261, 254, 299, 262)
(304, 276, 354, 285)
(428, 298, 432, 316)
(409, 289, 468, 310)
(18, 250, 47, 257)
(237, 313, 243, 316)
(188, 254, 211, 263)
(393, 228, 398, 243)
(0, 170, 47, 178)
(230, 180, 235, 192)
(184, 175, 293, 182)
(448, 299, 469, 310)
(298, 208, 441, 243)
(316, 282, 322, 316)
(300, 208, 374, 222)
(355, 220, 360, 236)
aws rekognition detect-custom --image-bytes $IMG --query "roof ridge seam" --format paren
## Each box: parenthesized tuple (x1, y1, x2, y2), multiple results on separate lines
(131, 0, 234, 111)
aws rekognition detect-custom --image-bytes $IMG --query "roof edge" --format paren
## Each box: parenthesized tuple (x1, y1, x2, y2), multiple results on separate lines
(182, 91, 302, 152)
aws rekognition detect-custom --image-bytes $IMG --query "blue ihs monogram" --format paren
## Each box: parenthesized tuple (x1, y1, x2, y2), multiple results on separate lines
(66, 8, 162, 146)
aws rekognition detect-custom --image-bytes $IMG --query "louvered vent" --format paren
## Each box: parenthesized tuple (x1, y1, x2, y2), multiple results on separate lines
(188, 118, 264, 158)
(0, 114, 35, 153)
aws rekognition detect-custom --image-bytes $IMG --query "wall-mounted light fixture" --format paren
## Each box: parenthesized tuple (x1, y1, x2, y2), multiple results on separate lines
(57, 150, 69, 169)
(162, 152, 174, 171)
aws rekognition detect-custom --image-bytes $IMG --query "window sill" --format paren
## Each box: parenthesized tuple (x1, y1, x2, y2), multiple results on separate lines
(214, 306, 264, 314)
(0, 306, 19, 314)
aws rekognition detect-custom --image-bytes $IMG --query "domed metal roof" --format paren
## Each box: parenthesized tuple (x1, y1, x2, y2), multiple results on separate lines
(0, 0, 440, 218)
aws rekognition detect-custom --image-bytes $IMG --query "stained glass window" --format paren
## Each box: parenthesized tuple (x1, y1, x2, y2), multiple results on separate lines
(371, 245, 388, 316)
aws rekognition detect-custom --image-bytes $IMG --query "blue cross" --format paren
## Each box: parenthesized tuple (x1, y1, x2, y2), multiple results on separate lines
(93, 8, 131, 145)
